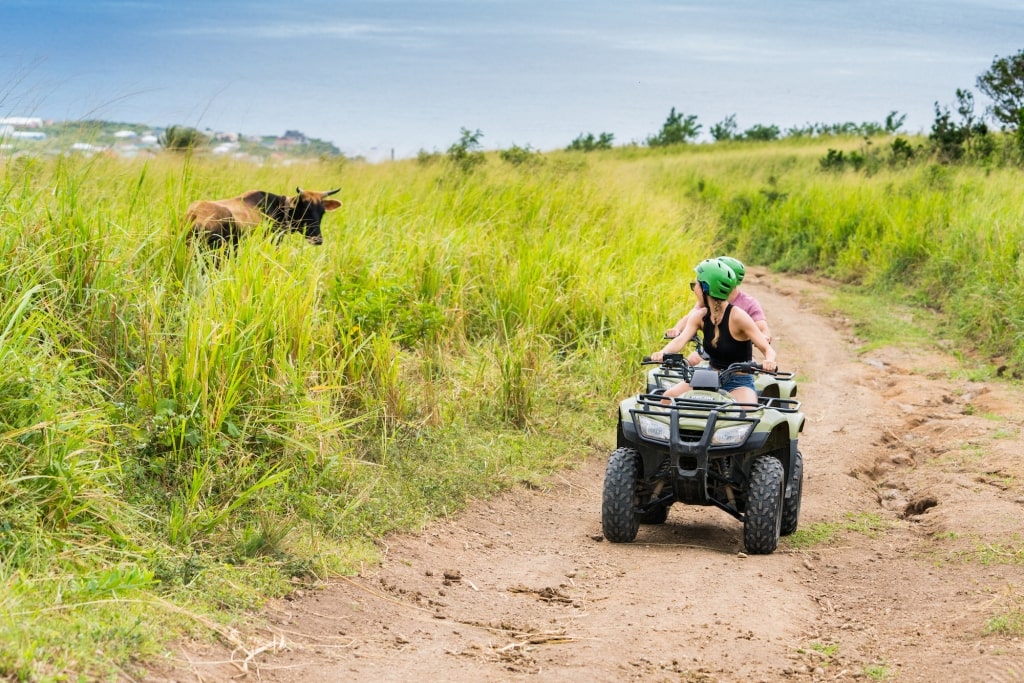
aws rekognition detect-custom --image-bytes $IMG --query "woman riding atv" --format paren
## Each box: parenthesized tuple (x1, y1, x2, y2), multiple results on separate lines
(665, 255, 772, 366)
(650, 258, 776, 404)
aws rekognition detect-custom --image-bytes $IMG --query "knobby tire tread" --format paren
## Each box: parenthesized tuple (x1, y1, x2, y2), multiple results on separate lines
(602, 448, 641, 542)
(744, 455, 784, 554)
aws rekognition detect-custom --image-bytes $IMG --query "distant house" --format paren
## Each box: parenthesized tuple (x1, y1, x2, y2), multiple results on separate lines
(274, 130, 308, 149)
(113, 130, 138, 139)
(11, 131, 46, 140)
(70, 142, 104, 154)
(212, 142, 240, 155)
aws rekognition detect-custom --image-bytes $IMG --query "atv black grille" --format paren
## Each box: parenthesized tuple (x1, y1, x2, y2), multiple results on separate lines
(678, 429, 704, 443)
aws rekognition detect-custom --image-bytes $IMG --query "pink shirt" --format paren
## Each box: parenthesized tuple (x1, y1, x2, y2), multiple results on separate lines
(732, 290, 766, 322)
(690, 290, 766, 322)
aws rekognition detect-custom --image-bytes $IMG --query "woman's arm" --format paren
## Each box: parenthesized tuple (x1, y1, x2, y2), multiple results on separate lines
(652, 311, 702, 361)
(665, 314, 689, 338)
(732, 308, 777, 371)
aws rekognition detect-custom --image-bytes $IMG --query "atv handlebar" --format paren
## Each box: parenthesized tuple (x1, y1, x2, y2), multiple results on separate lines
(642, 353, 688, 366)
(725, 360, 765, 374)
(714, 360, 789, 379)
(644, 356, 788, 379)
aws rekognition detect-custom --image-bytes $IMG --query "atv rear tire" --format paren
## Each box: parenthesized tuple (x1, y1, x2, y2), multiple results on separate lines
(743, 455, 785, 554)
(602, 448, 641, 542)
(780, 450, 803, 536)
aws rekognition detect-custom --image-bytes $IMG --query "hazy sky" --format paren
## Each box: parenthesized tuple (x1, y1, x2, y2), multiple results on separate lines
(2, 0, 1022, 160)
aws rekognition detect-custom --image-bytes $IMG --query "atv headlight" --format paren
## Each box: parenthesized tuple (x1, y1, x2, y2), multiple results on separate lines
(711, 423, 753, 446)
(636, 415, 671, 442)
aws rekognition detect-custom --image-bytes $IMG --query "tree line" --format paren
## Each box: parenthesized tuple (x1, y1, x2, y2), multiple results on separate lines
(567, 49, 1024, 168)
(461, 48, 1024, 171)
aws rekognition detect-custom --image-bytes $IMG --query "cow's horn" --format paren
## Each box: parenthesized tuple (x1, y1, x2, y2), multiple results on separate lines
(296, 186, 303, 194)
(323, 188, 340, 197)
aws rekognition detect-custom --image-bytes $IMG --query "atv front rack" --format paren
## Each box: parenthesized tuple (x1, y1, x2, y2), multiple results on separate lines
(632, 392, 763, 440)
(631, 392, 801, 442)
(636, 391, 756, 409)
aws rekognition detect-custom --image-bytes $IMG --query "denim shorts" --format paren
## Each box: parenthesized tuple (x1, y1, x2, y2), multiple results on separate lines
(720, 372, 756, 394)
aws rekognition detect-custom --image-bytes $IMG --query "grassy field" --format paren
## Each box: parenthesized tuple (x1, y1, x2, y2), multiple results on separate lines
(0, 138, 1020, 680)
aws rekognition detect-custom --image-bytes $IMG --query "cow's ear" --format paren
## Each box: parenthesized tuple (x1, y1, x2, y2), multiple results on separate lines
(323, 199, 342, 211)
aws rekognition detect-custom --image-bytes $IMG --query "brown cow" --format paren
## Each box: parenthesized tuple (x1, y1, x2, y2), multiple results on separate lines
(186, 187, 341, 249)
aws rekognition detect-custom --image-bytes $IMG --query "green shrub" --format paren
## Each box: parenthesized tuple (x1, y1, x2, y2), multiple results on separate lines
(567, 132, 614, 151)
(159, 125, 208, 151)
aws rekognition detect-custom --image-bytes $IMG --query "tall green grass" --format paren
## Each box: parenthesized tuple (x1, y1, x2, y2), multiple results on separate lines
(0, 150, 704, 679)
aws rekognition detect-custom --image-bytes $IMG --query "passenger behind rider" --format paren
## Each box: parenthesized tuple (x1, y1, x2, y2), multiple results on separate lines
(651, 258, 776, 404)
(664, 256, 772, 366)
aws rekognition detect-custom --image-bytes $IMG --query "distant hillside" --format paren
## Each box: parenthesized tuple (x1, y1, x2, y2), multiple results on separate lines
(0, 118, 344, 161)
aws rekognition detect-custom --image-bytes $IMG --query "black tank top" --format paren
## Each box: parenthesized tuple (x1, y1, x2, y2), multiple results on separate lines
(702, 304, 752, 370)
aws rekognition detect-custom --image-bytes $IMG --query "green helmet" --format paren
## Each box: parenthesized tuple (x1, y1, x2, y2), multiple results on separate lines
(695, 258, 738, 300)
(717, 256, 746, 283)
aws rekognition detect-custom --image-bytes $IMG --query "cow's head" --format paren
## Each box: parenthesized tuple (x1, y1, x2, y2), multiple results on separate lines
(285, 188, 341, 245)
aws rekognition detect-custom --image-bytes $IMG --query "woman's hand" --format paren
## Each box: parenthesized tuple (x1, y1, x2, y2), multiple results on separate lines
(651, 350, 665, 362)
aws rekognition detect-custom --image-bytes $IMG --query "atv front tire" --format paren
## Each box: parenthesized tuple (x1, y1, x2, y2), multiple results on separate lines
(602, 448, 641, 542)
(743, 455, 785, 554)
(780, 450, 803, 536)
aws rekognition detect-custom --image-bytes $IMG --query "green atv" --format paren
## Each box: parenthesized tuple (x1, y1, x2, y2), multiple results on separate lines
(603, 358, 805, 555)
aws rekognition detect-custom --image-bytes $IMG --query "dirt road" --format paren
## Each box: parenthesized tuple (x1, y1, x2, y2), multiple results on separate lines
(151, 271, 1024, 683)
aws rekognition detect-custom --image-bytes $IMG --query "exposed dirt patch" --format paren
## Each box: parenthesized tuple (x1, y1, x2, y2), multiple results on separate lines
(146, 271, 1024, 683)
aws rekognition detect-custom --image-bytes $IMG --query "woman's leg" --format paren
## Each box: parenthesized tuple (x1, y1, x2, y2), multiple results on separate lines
(729, 386, 758, 404)
(663, 382, 692, 401)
